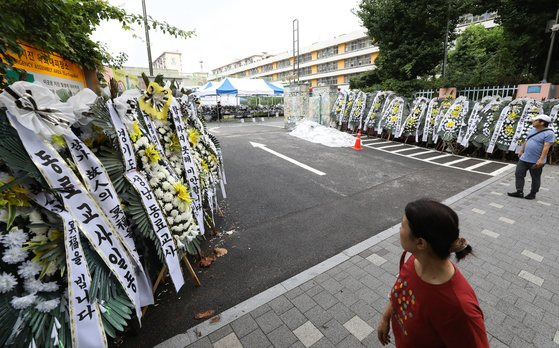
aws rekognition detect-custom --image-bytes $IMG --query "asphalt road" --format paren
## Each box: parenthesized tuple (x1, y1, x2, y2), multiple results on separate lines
(121, 119, 488, 347)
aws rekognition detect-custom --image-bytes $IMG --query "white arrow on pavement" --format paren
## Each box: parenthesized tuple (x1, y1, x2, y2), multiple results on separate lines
(250, 141, 326, 176)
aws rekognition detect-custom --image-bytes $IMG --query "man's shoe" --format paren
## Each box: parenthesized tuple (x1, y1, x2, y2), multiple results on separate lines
(507, 191, 524, 198)
(524, 193, 536, 200)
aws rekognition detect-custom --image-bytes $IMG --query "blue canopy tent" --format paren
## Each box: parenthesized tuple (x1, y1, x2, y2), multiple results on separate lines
(265, 81, 284, 95)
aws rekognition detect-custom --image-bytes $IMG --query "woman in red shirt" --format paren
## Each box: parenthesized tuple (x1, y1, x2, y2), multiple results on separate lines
(377, 199, 489, 347)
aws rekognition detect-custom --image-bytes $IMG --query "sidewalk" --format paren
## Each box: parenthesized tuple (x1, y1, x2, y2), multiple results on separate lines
(159, 165, 559, 348)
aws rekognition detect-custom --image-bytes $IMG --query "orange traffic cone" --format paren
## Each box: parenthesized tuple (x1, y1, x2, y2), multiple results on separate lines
(352, 130, 363, 151)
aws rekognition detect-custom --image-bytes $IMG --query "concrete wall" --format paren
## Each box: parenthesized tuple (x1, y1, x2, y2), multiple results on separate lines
(284, 85, 338, 129)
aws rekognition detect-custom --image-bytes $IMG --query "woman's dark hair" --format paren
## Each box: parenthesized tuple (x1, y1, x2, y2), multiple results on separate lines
(405, 199, 472, 261)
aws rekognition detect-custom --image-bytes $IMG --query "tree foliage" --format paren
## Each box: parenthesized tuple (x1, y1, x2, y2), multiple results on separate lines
(356, 0, 559, 90)
(357, 0, 469, 82)
(446, 25, 520, 86)
(470, 0, 559, 83)
(0, 0, 195, 87)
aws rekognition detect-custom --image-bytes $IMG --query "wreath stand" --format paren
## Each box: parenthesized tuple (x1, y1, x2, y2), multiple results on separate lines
(141, 255, 201, 316)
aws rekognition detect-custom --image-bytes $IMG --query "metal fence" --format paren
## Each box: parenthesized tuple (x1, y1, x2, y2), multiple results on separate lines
(457, 85, 517, 101)
(414, 89, 435, 99)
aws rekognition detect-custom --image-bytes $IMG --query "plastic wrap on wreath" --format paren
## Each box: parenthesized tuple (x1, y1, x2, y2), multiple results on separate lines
(377, 97, 406, 136)
(434, 96, 469, 142)
(398, 97, 429, 141)
(347, 91, 367, 130)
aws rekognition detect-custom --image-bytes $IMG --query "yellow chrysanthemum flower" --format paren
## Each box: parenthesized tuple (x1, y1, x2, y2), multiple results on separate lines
(504, 125, 515, 136)
(0, 179, 30, 207)
(432, 109, 439, 116)
(138, 82, 172, 121)
(188, 128, 200, 146)
(446, 120, 456, 128)
(51, 135, 66, 148)
(145, 144, 161, 163)
(450, 110, 460, 118)
(130, 121, 141, 142)
(174, 182, 192, 203)
(390, 116, 398, 122)
(508, 112, 517, 121)
(201, 160, 210, 173)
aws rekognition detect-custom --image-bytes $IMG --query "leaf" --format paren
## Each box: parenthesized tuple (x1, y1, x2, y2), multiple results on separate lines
(214, 247, 228, 257)
(210, 315, 221, 324)
(194, 310, 215, 320)
(199, 255, 216, 268)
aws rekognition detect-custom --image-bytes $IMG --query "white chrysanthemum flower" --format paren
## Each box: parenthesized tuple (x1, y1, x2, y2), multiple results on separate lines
(164, 203, 173, 212)
(18, 261, 41, 279)
(163, 193, 173, 203)
(170, 210, 179, 217)
(175, 214, 182, 223)
(154, 189, 164, 199)
(149, 178, 159, 187)
(157, 172, 166, 180)
(162, 181, 171, 190)
(167, 217, 174, 225)
(158, 127, 166, 134)
(1, 229, 28, 248)
(162, 168, 170, 177)
(35, 298, 60, 313)
(164, 136, 170, 142)
(0, 272, 18, 293)
(2, 247, 28, 264)
(141, 156, 148, 164)
(11, 294, 37, 309)
(24, 278, 59, 293)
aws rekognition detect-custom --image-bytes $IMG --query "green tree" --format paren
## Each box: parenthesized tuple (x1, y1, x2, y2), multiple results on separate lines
(0, 0, 195, 87)
(357, 0, 470, 84)
(446, 25, 519, 86)
(471, 0, 559, 82)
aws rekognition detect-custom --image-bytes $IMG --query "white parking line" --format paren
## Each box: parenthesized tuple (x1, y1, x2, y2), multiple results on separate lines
(426, 154, 452, 161)
(407, 150, 435, 157)
(374, 143, 409, 149)
(443, 157, 471, 166)
(464, 161, 491, 170)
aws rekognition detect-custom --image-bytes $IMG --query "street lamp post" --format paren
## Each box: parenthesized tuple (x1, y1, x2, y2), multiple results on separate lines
(142, 0, 154, 77)
(542, 7, 559, 83)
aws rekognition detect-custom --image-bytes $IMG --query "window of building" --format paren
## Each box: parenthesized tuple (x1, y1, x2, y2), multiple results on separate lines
(344, 54, 372, 68)
(317, 45, 338, 59)
(299, 66, 312, 76)
(277, 59, 292, 69)
(317, 61, 337, 73)
(250, 68, 258, 75)
(297, 53, 312, 64)
(345, 38, 372, 53)
(262, 63, 274, 73)
(317, 76, 338, 86)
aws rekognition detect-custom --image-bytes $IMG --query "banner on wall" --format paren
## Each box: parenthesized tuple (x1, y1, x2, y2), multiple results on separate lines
(7, 43, 87, 95)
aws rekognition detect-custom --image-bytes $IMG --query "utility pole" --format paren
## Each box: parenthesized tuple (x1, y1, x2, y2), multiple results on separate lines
(543, 7, 559, 83)
(142, 0, 154, 76)
(442, 2, 451, 78)
(292, 19, 300, 86)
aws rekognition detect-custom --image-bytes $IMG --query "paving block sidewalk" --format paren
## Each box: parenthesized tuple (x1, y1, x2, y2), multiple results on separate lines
(160, 166, 559, 348)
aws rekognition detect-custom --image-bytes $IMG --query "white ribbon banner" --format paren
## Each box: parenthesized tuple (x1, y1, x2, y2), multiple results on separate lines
(422, 98, 438, 142)
(108, 101, 185, 292)
(63, 132, 154, 307)
(8, 113, 143, 322)
(169, 100, 205, 236)
(507, 100, 536, 152)
(486, 105, 511, 153)
(32, 191, 107, 348)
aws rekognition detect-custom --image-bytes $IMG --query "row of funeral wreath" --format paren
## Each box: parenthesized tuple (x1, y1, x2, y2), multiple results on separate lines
(0, 81, 226, 347)
(332, 90, 559, 153)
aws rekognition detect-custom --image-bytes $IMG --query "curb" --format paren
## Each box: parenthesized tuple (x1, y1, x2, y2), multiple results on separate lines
(155, 166, 516, 348)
